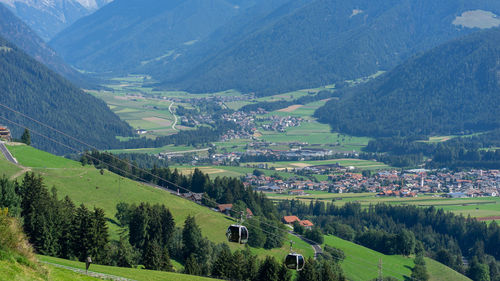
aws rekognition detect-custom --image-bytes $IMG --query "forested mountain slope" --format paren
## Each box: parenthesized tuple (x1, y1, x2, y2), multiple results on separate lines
(162, 0, 500, 96)
(0, 3, 90, 86)
(0, 36, 132, 154)
(0, 0, 112, 41)
(315, 28, 500, 137)
(49, 0, 263, 74)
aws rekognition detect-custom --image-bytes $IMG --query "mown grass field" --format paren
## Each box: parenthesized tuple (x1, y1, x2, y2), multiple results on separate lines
(244, 158, 390, 171)
(3, 144, 313, 263)
(0, 260, 102, 281)
(39, 256, 217, 281)
(323, 235, 470, 281)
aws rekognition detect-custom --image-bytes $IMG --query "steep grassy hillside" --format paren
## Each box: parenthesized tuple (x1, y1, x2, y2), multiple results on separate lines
(316, 27, 500, 137)
(2, 144, 313, 262)
(0, 36, 132, 154)
(323, 235, 471, 281)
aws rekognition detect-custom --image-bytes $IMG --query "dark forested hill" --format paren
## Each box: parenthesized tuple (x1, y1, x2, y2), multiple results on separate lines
(0, 36, 132, 154)
(49, 0, 263, 74)
(315, 28, 500, 138)
(0, 3, 91, 87)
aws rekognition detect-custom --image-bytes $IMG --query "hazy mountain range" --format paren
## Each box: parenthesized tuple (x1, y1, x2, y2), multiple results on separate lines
(0, 0, 112, 40)
(50, 0, 500, 96)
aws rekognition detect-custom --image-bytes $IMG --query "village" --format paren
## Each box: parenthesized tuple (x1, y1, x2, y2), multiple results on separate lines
(246, 167, 500, 198)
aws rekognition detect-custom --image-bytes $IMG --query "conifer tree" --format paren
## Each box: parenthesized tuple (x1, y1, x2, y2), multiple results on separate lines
(20, 128, 31, 145)
(182, 215, 202, 260)
(185, 253, 201, 275)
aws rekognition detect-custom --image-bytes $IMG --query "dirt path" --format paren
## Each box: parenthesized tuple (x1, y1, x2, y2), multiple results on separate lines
(41, 261, 134, 281)
(10, 167, 31, 180)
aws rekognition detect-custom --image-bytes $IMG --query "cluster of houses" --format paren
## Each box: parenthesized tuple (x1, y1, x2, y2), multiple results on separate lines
(245, 147, 334, 160)
(260, 116, 304, 132)
(245, 168, 500, 198)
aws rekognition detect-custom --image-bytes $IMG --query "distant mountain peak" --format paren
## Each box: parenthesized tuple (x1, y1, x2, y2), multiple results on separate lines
(0, 0, 113, 40)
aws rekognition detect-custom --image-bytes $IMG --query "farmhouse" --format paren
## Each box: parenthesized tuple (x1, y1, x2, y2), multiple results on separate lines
(0, 126, 11, 141)
(299, 220, 314, 230)
(283, 216, 301, 224)
(217, 204, 253, 218)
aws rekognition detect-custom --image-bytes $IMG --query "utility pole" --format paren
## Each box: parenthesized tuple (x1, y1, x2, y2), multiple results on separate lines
(378, 258, 383, 281)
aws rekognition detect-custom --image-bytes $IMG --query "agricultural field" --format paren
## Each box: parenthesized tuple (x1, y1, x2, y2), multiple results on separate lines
(243, 159, 390, 171)
(267, 191, 500, 221)
(108, 144, 203, 155)
(323, 235, 470, 281)
(3, 144, 313, 263)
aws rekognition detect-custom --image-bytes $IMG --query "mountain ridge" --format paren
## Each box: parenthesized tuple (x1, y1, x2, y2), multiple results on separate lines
(315, 27, 500, 137)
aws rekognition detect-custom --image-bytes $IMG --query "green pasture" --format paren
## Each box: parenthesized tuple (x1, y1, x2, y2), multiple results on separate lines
(108, 144, 198, 155)
(243, 159, 389, 170)
(4, 145, 314, 262)
(258, 120, 370, 150)
(323, 235, 470, 281)
(0, 259, 101, 281)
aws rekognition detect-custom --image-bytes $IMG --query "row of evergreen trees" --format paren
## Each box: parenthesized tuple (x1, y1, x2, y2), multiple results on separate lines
(277, 200, 500, 281)
(81, 150, 280, 221)
(0, 173, 109, 263)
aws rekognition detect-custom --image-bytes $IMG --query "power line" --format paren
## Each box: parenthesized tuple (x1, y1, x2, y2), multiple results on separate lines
(0, 107, 415, 280)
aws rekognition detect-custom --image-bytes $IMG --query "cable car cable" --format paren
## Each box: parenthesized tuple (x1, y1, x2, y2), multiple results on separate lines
(0, 111, 416, 280)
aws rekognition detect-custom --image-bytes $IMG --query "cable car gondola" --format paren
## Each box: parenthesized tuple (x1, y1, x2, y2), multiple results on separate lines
(226, 224, 248, 244)
(285, 241, 305, 271)
(226, 211, 248, 244)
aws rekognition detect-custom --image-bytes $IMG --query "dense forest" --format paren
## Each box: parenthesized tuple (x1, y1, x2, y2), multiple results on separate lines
(0, 3, 90, 87)
(315, 28, 500, 138)
(0, 36, 133, 155)
(361, 130, 500, 169)
(278, 200, 500, 281)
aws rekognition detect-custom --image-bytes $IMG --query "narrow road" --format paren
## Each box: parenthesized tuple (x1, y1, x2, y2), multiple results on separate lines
(41, 261, 135, 281)
(0, 141, 17, 164)
(290, 232, 323, 259)
(168, 101, 178, 131)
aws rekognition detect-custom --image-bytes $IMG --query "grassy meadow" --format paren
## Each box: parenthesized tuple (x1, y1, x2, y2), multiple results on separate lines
(323, 235, 470, 281)
(2, 144, 313, 263)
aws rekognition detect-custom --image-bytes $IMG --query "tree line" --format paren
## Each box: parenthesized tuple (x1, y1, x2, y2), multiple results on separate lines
(0, 172, 347, 280)
(277, 199, 500, 281)
(362, 130, 500, 169)
(0, 173, 109, 263)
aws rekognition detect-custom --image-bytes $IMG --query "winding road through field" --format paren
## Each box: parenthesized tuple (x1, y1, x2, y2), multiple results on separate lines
(168, 101, 178, 131)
